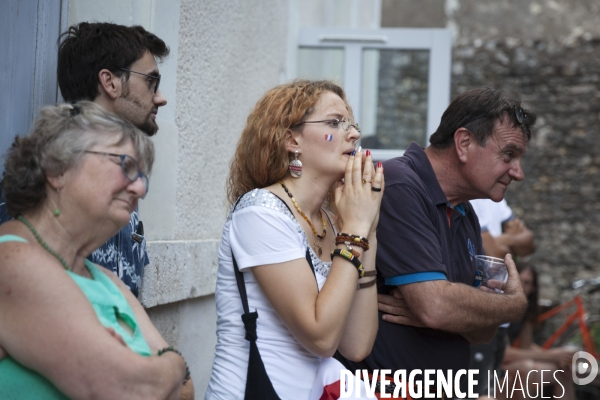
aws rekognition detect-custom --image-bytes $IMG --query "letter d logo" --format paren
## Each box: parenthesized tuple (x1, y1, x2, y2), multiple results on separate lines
(572, 351, 598, 385)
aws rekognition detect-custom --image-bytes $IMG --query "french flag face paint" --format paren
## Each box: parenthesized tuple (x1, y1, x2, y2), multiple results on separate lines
(324, 134, 333, 141)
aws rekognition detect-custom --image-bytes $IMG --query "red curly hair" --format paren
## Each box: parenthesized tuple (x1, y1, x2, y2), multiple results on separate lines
(227, 80, 349, 205)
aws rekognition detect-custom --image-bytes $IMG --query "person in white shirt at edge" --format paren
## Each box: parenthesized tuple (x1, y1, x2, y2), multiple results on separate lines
(468, 198, 536, 399)
(470, 198, 535, 260)
(205, 80, 384, 399)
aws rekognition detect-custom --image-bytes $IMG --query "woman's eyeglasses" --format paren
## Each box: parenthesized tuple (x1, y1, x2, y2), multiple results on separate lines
(84, 151, 149, 198)
(293, 118, 360, 133)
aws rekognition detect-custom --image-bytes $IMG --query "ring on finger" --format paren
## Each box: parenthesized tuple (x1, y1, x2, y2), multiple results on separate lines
(371, 187, 382, 192)
(362, 179, 371, 184)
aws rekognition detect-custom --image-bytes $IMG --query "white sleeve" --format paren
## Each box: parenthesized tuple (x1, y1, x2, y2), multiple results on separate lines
(470, 199, 515, 236)
(497, 199, 515, 224)
(470, 199, 491, 232)
(230, 206, 305, 271)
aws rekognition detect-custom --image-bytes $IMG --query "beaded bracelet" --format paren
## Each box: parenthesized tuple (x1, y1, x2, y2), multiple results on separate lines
(357, 279, 377, 290)
(331, 248, 364, 278)
(335, 233, 370, 251)
(338, 241, 361, 258)
(157, 346, 191, 384)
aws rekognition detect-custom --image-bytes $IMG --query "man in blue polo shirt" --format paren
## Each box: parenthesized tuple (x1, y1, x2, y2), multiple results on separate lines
(339, 88, 536, 396)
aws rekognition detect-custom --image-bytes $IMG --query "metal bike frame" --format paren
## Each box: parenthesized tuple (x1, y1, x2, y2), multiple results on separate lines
(537, 294, 598, 358)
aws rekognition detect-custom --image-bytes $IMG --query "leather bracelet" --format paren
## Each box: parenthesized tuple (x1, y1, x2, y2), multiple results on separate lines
(331, 249, 364, 278)
(158, 346, 191, 384)
(357, 279, 377, 290)
(336, 233, 370, 251)
(361, 270, 377, 277)
(339, 241, 361, 258)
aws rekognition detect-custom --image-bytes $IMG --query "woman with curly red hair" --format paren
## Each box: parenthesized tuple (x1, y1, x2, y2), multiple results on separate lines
(206, 80, 384, 399)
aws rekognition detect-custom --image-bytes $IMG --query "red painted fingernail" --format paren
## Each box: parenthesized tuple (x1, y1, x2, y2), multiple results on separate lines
(377, 161, 382, 169)
(366, 149, 371, 157)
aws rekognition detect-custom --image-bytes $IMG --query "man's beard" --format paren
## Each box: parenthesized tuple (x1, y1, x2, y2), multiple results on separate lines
(137, 118, 158, 136)
(118, 84, 158, 136)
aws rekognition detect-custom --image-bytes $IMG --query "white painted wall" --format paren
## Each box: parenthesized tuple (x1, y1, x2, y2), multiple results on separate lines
(68, 0, 289, 396)
(66, 0, 381, 397)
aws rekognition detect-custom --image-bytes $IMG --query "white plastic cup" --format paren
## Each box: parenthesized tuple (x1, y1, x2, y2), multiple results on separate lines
(474, 255, 508, 293)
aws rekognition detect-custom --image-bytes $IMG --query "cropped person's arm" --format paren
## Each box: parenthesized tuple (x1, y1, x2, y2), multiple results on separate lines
(379, 254, 527, 332)
(0, 242, 185, 400)
(497, 218, 536, 257)
(102, 270, 195, 399)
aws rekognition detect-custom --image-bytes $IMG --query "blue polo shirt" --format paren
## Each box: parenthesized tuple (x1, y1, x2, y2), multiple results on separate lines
(338, 142, 483, 374)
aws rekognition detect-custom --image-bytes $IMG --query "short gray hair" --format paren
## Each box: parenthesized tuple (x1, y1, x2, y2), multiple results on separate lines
(2, 101, 155, 216)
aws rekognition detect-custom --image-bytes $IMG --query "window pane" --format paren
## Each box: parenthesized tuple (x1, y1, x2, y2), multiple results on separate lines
(297, 47, 344, 84)
(360, 49, 430, 150)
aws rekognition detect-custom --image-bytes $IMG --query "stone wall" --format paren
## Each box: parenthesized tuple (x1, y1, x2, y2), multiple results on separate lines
(382, 0, 600, 326)
(447, 1, 600, 320)
(453, 37, 600, 304)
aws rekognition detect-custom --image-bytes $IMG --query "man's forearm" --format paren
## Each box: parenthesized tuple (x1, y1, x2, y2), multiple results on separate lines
(400, 280, 527, 333)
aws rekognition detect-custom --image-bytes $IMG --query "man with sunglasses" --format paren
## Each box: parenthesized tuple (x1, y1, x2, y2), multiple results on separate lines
(338, 88, 537, 398)
(0, 22, 169, 298)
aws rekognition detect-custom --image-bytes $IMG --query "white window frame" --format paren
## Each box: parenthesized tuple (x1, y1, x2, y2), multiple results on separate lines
(296, 28, 452, 160)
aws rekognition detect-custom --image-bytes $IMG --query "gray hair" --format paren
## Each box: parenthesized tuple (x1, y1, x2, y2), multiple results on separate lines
(2, 101, 155, 216)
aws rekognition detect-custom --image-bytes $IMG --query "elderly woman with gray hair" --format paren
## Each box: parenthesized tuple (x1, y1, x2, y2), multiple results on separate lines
(0, 102, 192, 399)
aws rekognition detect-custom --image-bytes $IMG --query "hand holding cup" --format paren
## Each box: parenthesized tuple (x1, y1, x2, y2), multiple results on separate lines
(474, 255, 509, 293)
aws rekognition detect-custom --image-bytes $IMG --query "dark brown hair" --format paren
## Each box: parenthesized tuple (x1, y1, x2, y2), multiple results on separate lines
(429, 87, 536, 149)
(57, 22, 169, 103)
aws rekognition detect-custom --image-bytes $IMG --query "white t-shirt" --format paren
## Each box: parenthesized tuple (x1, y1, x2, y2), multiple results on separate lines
(469, 199, 514, 237)
(205, 189, 334, 399)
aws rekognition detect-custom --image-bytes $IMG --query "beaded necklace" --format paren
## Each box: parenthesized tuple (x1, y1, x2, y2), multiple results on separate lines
(279, 181, 327, 256)
(17, 215, 92, 277)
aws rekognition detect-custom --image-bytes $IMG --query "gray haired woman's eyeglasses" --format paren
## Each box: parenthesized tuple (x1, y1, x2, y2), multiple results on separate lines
(84, 151, 149, 198)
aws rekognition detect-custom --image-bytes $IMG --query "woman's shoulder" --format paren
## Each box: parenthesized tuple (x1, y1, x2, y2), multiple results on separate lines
(230, 188, 293, 220)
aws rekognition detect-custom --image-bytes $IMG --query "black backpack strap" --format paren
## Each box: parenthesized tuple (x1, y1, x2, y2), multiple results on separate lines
(231, 196, 281, 400)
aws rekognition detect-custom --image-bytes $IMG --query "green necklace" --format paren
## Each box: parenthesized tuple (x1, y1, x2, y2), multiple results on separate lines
(17, 215, 90, 276)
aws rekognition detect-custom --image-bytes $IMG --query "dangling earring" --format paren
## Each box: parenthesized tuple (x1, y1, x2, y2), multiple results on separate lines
(289, 151, 302, 178)
(53, 188, 61, 217)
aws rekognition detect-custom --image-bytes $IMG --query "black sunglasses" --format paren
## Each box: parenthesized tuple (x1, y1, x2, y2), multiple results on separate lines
(462, 105, 525, 128)
(118, 68, 161, 93)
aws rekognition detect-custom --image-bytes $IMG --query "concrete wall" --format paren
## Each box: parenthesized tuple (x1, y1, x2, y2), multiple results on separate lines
(67, 0, 383, 397)
(164, 0, 289, 394)
(67, 0, 288, 396)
